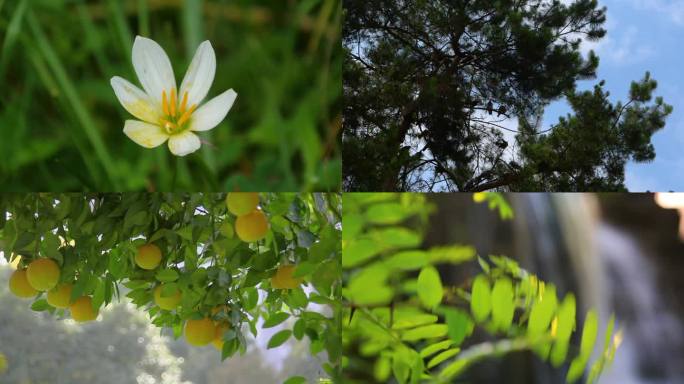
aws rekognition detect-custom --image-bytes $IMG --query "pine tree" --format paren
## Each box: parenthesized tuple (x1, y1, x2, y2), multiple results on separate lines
(343, 0, 673, 191)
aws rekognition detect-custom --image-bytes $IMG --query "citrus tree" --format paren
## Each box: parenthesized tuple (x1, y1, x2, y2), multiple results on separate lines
(342, 193, 621, 383)
(0, 192, 341, 382)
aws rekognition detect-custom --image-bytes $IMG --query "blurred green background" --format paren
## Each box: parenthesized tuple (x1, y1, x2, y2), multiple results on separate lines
(0, 0, 341, 191)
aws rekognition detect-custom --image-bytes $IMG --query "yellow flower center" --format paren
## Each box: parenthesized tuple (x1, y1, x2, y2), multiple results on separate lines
(160, 89, 197, 134)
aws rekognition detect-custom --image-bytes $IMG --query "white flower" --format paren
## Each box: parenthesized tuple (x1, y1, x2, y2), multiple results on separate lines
(111, 36, 237, 156)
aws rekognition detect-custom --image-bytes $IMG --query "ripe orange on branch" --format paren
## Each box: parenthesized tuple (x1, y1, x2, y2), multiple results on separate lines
(235, 209, 269, 242)
(47, 283, 74, 308)
(9, 269, 38, 298)
(271, 265, 303, 289)
(226, 192, 259, 216)
(26, 258, 60, 291)
(70, 296, 98, 322)
(185, 318, 217, 346)
(154, 285, 182, 310)
(136, 243, 162, 270)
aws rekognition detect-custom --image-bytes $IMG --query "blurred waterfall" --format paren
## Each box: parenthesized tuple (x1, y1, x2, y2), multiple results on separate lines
(514, 194, 684, 384)
(598, 225, 684, 383)
(427, 194, 684, 383)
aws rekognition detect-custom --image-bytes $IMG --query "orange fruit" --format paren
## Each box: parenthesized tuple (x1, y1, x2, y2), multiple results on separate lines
(26, 258, 60, 291)
(235, 210, 268, 242)
(47, 283, 73, 308)
(9, 269, 38, 298)
(226, 192, 259, 216)
(185, 318, 217, 346)
(154, 285, 181, 310)
(135, 244, 162, 270)
(70, 296, 98, 322)
(271, 265, 303, 289)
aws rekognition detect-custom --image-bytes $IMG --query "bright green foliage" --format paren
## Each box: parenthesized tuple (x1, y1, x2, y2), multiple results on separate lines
(0, 193, 341, 381)
(551, 293, 577, 367)
(491, 278, 515, 332)
(343, 193, 620, 383)
(417, 266, 443, 309)
(567, 310, 599, 383)
(473, 193, 514, 220)
(470, 275, 492, 322)
(0, 1, 341, 191)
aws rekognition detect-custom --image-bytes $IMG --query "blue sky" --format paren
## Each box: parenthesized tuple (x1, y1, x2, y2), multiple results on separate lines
(547, 0, 684, 191)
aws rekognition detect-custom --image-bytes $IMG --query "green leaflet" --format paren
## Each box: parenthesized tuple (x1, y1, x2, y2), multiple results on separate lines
(550, 293, 576, 367)
(470, 275, 492, 322)
(528, 284, 558, 336)
(417, 266, 443, 309)
(566, 310, 599, 383)
(427, 348, 461, 369)
(420, 340, 454, 358)
(491, 278, 515, 332)
(445, 308, 473, 346)
(401, 324, 448, 341)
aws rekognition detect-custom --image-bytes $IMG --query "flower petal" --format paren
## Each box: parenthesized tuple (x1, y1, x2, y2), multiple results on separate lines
(123, 120, 169, 148)
(168, 131, 201, 156)
(189, 89, 237, 132)
(110, 76, 161, 123)
(179, 41, 216, 108)
(132, 36, 176, 106)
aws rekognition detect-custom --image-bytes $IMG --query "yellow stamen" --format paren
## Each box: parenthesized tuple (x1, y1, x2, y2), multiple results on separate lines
(170, 88, 177, 117)
(176, 104, 197, 127)
(179, 91, 189, 114)
(162, 90, 170, 117)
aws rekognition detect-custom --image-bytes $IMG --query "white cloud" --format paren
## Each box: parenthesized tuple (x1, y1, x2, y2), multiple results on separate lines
(595, 26, 655, 65)
(627, 0, 684, 25)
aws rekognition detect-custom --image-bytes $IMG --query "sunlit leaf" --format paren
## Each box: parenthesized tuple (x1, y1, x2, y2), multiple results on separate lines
(417, 266, 443, 309)
(491, 278, 515, 331)
(470, 275, 492, 322)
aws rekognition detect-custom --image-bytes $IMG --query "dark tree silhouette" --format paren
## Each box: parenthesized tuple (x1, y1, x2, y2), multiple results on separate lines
(343, 0, 673, 192)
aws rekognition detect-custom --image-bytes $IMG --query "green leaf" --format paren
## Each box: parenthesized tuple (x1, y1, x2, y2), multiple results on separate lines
(263, 312, 290, 328)
(528, 284, 558, 336)
(428, 245, 476, 264)
(392, 348, 412, 384)
(283, 376, 306, 384)
(470, 275, 491, 322)
(155, 269, 179, 282)
(419, 339, 454, 358)
(31, 299, 50, 311)
(343, 238, 381, 268)
(392, 313, 438, 330)
(566, 310, 599, 383)
(267, 330, 292, 349)
(401, 324, 448, 341)
(417, 266, 442, 309)
(365, 203, 414, 224)
(444, 308, 473, 346)
(371, 228, 421, 249)
(439, 358, 470, 380)
(427, 348, 460, 369)
(92, 279, 105, 310)
(293, 319, 306, 340)
(345, 264, 393, 306)
(384, 250, 429, 271)
(579, 310, 599, 357)
(491, 278, 515, 331)
(550, 293, 576, 367)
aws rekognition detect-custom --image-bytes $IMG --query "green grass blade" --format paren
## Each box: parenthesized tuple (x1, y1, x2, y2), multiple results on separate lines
(0, 0, 28, 80)
(107, 0, 132, 59)
(138, 0, 149, 37)
(27, 11, 119, 189)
